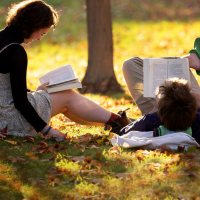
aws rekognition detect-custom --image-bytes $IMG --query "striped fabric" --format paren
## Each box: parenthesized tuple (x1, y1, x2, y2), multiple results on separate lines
(0, 44, 52, 136)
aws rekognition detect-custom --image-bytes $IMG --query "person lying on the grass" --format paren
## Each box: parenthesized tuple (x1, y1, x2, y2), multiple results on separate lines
(0, 0, 130, 141)
(122, 38, 200, 116)
(119, 78, 200, 145)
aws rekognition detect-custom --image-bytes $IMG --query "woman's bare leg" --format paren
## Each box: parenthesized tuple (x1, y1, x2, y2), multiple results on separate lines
(49, 90, 112, 125)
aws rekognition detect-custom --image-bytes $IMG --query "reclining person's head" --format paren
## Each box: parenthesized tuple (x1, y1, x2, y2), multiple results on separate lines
(156, 78, 197, 131)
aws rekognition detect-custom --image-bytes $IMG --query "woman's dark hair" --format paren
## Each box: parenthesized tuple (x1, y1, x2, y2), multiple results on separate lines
(6, 0, 59, 39)
(156, 78, 197, 131)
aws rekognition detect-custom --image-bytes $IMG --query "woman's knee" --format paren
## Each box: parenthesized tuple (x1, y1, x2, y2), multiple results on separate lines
(122, 57, 142, 75)
(63, 89, 76, 96)
(62, 89, 78, 104)
(123, 58, 133, 74)
(50, 89, 76, 108)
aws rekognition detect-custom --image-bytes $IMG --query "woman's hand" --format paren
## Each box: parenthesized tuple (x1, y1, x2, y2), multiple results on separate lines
(36, 82, 49, 91)
(184, 53, 200, 70)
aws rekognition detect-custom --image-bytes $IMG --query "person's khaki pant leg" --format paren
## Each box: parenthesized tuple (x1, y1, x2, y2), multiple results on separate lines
(190, 70, 200, 93)
(122, 57, 157, 115)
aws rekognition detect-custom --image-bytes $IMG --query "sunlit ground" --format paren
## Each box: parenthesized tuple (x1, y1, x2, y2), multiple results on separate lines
(0, 0, 200, 199)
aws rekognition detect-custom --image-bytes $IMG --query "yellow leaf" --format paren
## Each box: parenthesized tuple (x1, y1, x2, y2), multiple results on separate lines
(4, 140, 17, 145)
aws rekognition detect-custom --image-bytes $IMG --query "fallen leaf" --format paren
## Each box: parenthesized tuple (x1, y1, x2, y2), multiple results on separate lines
(25, 152, 38, 160)
(91, 178, 102, 185)
(54, 143, 60, 149)
(115, 172, 132, 179)
(72, 133, 93, 143)
(40, 158, 51, 162)
(0, 133, 6, 139)
(91, 160, 103, 171)
(8, 156, 26, 163)
(74, 144, 86, 152)
(33, 179, 46, 187)
(48, 176, 60, 187)
(108, 146, 121, 155)
(23, 136, 35, 143)
(31, 141, 53, 154)
(48, 155, 56, 161)
(80, 169, 98, 175)
(4, 140, 17, 145)
(71, 156, 85, 163)
(84, 156, 92, 163)
(65, 122, 76, 126)
(88, 144, 100, 149)
(39, 141, 48, 148)
(185, 171, 199, 179)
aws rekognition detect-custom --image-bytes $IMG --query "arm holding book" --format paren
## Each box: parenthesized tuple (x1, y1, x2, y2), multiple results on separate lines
(188, 37, 200, 72)
(183, 52, 200, 71)
(36, 82, 49, 91)
(39, 65, 82, 93)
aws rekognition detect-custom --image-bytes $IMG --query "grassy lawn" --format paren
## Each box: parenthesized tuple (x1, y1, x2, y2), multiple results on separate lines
(1, 0, 200, 199)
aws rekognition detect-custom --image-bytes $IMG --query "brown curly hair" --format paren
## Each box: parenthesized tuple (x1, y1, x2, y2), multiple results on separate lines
(156, 78, 197, 131)
(6, 0, 59, 39)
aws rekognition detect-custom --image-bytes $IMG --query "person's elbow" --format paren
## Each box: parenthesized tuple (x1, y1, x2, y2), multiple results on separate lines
(13, 99, 28, 111)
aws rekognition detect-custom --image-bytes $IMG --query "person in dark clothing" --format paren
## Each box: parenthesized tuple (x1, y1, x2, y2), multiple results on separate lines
(120, 78, 200, 144)
(0, 0, 129, 141)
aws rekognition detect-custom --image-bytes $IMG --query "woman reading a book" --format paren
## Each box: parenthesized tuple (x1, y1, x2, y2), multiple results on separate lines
(0, 0, 129, 141)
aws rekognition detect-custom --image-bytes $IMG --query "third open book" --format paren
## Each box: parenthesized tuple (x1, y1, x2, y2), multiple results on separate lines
(143, 58, 190, 97)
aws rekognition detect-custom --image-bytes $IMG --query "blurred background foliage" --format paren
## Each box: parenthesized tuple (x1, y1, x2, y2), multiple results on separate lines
(1, 2, 200, 199)
(0, 0, 200, 111)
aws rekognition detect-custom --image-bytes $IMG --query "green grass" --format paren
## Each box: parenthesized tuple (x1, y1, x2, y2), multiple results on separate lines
(1, 137, 200, 199)
(1, 0, 200, 199)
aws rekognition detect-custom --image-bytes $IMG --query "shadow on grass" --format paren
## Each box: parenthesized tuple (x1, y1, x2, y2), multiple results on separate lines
(0, 137, 71, 199)
(0, 135, 127, 199)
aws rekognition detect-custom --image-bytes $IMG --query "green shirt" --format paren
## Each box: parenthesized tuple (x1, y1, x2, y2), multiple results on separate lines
(157, 125, 192, 136)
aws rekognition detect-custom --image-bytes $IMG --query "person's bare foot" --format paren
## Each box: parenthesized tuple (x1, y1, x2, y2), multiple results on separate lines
(184, 53, 200, 70)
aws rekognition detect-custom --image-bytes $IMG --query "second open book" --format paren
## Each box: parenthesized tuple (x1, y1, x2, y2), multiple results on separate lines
(39, 65, 82, 93)
(143, 57, 190, 97)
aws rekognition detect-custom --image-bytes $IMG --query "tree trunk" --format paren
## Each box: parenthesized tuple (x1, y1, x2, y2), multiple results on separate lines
(81, 0, 123, 94)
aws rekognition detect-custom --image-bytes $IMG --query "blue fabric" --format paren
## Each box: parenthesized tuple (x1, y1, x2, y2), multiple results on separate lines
(120, 109, 200, 144)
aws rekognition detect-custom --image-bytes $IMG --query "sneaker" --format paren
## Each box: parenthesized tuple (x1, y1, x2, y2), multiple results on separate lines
(105, 109, 132, 135)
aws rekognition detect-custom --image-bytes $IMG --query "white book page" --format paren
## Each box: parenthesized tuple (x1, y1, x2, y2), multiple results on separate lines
(144, 58, 168, 97)
(39, 65, 77, 85)
(143, 59, 150, 97)
(167, 58, 190, 82)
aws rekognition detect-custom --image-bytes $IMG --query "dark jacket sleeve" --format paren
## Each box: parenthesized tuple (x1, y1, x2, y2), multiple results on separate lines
(7, 44, 47, 132)
(119, 112, 162, 135)
(191, 109, 200, 144)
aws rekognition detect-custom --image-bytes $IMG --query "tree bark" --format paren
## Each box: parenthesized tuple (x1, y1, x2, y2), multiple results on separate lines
(81, 0, 123, 94)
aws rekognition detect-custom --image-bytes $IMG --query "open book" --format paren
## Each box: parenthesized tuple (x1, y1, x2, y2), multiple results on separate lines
(143, 58, 190, 97)
(39, 65, 82, 93)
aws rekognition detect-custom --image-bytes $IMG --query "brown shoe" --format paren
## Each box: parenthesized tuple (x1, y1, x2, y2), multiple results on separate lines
(105, 109, 132, 135)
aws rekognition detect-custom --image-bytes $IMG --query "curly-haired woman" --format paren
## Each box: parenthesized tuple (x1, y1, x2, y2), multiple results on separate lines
(0, 0, 129, 141)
